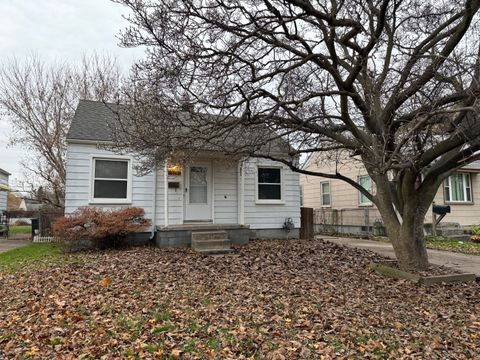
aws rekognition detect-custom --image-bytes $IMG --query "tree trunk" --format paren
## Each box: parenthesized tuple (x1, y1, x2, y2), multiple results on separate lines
(382, 200, 430, 271)
(374, 172, 435, 271)
(388, 219, 429, 271)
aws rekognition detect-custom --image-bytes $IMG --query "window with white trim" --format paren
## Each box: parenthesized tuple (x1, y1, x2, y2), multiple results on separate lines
(320, 181, 331, 207)
(92, 158, 131, 202)
(257, 166, 283, 202)
(444, 173, 472, 203)
(358, 175, 372, 205)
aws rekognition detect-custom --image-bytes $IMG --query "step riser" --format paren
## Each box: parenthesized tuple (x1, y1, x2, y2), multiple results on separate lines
(196, 248, 234, 255)
(192, 240, 231, 250)
(192, 231, 228, 241)
(437, 229, 468, 236)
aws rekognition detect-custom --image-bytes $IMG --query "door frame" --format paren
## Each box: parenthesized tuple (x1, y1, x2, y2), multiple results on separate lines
(183, 160, 214, 222)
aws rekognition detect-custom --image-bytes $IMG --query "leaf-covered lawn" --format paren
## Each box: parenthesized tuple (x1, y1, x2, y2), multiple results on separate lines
(426, 237, 480, 255)
(0, 240, 478, 359)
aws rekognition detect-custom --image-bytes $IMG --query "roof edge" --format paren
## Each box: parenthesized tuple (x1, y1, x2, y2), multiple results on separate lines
(0, 168, 11, 176)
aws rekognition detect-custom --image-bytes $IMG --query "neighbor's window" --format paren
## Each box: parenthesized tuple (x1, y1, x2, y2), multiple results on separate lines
(445, 173, 472, 202)
(358, 175, 372, 205)
(320, 181, 331, 207)
(257, 166, 282, 202)
(92, 158, 130, 201)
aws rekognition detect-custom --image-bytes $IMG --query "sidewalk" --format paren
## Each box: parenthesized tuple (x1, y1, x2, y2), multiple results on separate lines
(0, 238, 31, 253)
(322, 236, 480, 276)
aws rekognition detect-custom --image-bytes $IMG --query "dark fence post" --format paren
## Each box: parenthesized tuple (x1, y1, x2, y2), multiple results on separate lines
(300, 207, 314, 240)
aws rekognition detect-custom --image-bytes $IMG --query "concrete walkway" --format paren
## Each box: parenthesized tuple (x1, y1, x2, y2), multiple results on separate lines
(322, 236, 480, 276)
(0, 238, 31, 254)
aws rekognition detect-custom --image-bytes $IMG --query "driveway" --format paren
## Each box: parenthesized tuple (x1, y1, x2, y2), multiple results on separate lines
(0, 237, 31, 253)
(322, 236, 480, 276)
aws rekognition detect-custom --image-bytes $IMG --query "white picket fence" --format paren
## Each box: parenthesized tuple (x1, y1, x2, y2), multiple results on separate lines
(33, 235, 58, 243)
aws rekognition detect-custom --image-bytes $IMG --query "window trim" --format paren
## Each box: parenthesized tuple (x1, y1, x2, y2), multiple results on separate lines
(255, 165, 285, 204)
(358, 175, 373, 206)
(444, 172, 473, 204)
(320, 181, 331, 207)
(89, 156, 133, 204)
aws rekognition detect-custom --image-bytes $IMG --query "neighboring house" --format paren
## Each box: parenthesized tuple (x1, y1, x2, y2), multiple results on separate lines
(300, 155, 480, 227)
(64, 100, 300, 246)
(7, 192, 27, 211)
(24, 198, 43, 212)
(0, 168, 10, 213)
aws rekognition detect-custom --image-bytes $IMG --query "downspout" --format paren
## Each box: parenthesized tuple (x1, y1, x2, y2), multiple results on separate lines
(238, 158, 246, 225)
(149, 164, 157, 240)
(164, 161, 169, 227)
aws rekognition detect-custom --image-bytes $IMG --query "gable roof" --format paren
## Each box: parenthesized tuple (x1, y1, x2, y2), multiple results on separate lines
(67, 100, 294, 157)
(462, 160, 480, 171)
(67, 100, 120, 142)
(0, 168, 10, 176)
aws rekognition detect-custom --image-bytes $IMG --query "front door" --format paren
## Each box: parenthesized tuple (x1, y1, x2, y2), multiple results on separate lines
(185, 162, 212, 221)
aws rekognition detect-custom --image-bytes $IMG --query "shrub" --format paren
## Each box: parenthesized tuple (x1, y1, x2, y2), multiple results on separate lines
(53, 207, 151, 249)
(471, 224, 480, 235)
(14, 220, 30, 226)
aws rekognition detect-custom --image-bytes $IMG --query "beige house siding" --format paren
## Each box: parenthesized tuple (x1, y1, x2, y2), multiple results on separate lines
(300, 156, 480, 226)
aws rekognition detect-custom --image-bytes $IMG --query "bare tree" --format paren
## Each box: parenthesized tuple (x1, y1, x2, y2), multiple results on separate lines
(113, 0, 480, 270)
(0, 54, 121, 208)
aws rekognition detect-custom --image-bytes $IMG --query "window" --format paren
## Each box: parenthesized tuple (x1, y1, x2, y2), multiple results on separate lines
(320, 181, 331, 207)
(445, 173, 472, 203)
(358, 175, 372, 205)
(91, 158, 131, 203)
(257, 166, 283, 203)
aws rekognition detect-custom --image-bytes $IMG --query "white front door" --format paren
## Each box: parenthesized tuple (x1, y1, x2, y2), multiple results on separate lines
(185, 162, 212, 221)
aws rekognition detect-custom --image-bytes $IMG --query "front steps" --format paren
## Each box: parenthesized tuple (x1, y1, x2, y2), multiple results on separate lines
(191, 230, 233, 254)
(433, 222, 471, 241)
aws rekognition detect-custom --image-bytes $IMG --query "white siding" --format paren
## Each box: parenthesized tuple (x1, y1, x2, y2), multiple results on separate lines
(243, 158, 301, 229)
(64, 143, 157, 227)
(213, 161, 238, 224)
(0, 172, 8, 212)
(65, 143, 301, 230)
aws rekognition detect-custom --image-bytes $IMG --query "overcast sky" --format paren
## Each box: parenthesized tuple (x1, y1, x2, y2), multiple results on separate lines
(0, 0, 143, 189)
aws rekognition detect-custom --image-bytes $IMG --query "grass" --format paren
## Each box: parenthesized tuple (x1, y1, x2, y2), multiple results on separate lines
(425, 236, 480, 255)
(0, 243, 63, 272)
(373, 235, 480, 255)
(9, 225, 32, 235)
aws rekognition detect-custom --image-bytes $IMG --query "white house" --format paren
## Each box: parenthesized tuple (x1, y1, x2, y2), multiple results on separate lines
(64, 100, 301, 247)
(0, 168, 10, 213)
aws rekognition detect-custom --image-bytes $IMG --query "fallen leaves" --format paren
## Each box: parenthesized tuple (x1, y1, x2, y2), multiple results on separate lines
(0, 240, 478, 359)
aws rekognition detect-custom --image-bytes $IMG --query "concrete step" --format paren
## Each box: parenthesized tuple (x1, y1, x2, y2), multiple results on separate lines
(447, 234, 471, 242)
(192, 230, 228, 241)
(436, 222, 461, 229)
(196, 248, 234, 255)
(192, 238, 231, 250)
(436, 228, 468, 236)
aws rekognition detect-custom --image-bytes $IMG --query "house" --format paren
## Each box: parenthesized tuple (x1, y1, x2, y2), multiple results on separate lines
(64, 100, 301, 247)
(300, 154, 480, 229)
(0, 168, 10, 213)
(7, 192, 27, 212)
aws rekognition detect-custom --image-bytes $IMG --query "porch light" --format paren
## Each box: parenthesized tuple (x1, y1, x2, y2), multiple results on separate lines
(167, 164, 182, 176)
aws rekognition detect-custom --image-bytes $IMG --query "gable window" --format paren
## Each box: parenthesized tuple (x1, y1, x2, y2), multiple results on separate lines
(358, 175, 372, 205)
(91, 158, 131, 203)
(320, 181, 331, 207)
(257, 166, 283, 203)
(445, 173, 472, 203)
